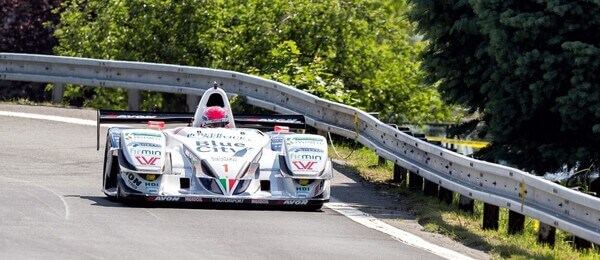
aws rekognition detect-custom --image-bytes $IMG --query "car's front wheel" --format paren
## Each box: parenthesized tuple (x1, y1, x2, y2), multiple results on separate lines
(103, 138, 119, 201)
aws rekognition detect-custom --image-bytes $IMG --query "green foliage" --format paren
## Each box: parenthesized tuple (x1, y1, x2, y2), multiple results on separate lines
(409, 0, 600, 173)
(52, 0, 457, 123)
(250, 40, 359, 106)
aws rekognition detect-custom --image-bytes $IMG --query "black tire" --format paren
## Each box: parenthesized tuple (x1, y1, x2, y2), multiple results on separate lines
(103, 137, 119, 201)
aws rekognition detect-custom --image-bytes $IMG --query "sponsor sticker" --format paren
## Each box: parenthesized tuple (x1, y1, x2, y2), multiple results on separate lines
(248, 118, 300, 124)
(289, 153, 322, 161)
(152, 196, 180, 202)
(210, 156, 239, 162)
(251, 199, 269, 204)
(129, 149, 162, 156)
(126, 173, 142, 188)
(185, 197, 203, 202)
(211, 198, 244, 203)
(283, 200, 309, 205)
(115, 115, 156, 119)
(293, 148, 323, 153)
(293, 137, 323, 142)
(296, 186, 310, 197)
(196, 140, 245, 153)
(286, 136, 324, 146)
(292, 161, 318, 171)
(135, 156, 159, 166)
(296, 186, 310, 192)
(188, 132, 249, 141)
(129, 142, 162, 148)
(125, 132, 162, 141)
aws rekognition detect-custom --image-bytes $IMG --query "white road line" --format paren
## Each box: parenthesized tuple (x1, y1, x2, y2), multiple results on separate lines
(143, 209, 161, 220)
(24, 190, 65, 219)
(326, 200, 474, 260)
(34, 183, 71, 220)
(0, 111, 97, 126)
(1, 110, 474, 260)
(0, 176, 71, 220)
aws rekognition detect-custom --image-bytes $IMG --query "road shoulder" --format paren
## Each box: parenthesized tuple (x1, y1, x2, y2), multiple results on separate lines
(330, 159, 489, 260)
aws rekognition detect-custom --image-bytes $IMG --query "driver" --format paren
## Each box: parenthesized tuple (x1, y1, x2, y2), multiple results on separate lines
(201, 106, 229, 128)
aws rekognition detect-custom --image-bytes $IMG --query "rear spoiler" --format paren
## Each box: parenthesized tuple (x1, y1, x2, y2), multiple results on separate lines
(233, 114, 305, 130)
(96, 110, 306, 150)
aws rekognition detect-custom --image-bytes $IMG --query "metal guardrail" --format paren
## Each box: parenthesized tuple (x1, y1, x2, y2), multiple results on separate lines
(1, 53, 599, 244)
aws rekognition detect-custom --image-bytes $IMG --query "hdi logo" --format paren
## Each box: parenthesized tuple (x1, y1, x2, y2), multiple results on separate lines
(135, 156, 159, 166)
(292, 161, 317, 170)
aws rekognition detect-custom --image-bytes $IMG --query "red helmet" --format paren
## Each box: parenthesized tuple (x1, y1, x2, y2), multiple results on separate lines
(201, 106, 228, 128)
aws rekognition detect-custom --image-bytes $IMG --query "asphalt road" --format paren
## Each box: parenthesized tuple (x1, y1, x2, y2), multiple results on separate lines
(0, 104, 484, 259)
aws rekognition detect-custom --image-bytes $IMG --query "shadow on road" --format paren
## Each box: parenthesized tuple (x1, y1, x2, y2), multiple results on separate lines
(330, 160, 417, 221)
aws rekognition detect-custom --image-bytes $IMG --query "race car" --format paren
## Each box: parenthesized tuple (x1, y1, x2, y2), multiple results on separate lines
(97, 85, 332, 209)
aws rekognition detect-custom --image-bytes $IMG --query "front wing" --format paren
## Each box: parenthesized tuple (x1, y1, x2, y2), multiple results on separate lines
(115, 175, 329, 207)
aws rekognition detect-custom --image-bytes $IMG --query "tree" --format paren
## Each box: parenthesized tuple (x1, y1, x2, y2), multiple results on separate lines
(0, 0, 62, 101)
(410, 0, 600, 173)
(53, 0, 458, 124)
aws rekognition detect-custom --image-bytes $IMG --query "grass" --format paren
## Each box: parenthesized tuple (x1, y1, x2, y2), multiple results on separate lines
(328, 142, 600, 260)
(2, 98, 66, 107)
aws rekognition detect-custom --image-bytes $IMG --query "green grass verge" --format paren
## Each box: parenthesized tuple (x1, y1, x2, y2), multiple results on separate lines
(328, 143, 599, 259)
(2, 99, 66, 107)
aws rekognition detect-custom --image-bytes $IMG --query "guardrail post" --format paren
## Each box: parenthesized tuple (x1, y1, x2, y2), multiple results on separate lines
(377, 156, 386, 166)
(396, 126, 413, 186)
(438, 186, 453, 205)
(458, 194, 474, 213)
(413, 133, 427, 142)
(52, 83, 64, 104)
(573, 236, 592, 249)
(408, 171, 423, 191)
(128, 89, 140, 110)
(507, 210, 525, 234)
(423, 180, 438, 196)
(398, 127, 412, 136)
(483, 203, 499, 230)
(537, 222, 556, 247)
(317, 129, 328, 138)
(393, 164, 407, 184)
(186, 95, 200, 112)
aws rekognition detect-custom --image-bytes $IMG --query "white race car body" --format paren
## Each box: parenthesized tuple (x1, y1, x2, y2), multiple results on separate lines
(100, 87, 331, 209)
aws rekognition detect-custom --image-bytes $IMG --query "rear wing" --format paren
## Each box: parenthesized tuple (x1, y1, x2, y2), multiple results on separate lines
(96, 110, 306, 150)
(233, 114, 305, 130)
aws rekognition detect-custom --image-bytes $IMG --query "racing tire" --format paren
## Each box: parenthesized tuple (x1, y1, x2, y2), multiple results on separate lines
(103, 138, 119, 201)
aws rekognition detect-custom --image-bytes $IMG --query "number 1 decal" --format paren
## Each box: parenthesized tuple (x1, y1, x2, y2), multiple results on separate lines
(223, 164, 229, 172)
